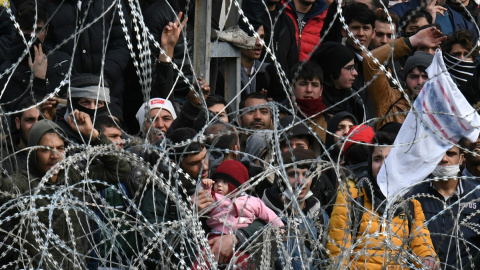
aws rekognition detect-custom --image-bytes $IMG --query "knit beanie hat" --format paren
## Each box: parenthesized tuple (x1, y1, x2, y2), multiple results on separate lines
(28, 119, 67, 172)
(213, 160, 249, 194)
(136, 98, 177, 133)
(70, 74, 110, 103)
(343, 125, 375, 157)
(310, 42, 355, 80)
(404, 51, 434, 80)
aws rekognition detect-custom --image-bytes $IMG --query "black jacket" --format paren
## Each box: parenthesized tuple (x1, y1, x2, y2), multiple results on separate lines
(45, 0, 130, 119)
(408, 179, 480, 269)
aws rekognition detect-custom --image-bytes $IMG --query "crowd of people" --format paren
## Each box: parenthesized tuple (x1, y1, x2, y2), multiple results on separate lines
(1, 0, 480, 269)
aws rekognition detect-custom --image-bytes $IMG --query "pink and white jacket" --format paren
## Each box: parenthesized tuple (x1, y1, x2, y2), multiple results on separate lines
(207, 192, 284, 235)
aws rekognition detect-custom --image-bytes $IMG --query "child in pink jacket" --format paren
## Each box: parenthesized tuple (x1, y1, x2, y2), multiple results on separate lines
(202, 160, 284, 235)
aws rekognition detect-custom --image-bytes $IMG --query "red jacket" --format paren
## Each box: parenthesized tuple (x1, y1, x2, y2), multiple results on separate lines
(283, 0, 328, 61)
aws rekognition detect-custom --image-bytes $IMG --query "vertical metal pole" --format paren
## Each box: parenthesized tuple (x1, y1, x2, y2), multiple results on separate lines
(193, 0, 212, 81)
(223, 0, 241, 112)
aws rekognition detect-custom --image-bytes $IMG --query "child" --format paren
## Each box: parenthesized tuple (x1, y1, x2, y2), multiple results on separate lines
(202, 160, 284, 235)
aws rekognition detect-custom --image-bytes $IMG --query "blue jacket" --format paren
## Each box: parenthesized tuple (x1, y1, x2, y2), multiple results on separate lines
(408, 179, 480, 269)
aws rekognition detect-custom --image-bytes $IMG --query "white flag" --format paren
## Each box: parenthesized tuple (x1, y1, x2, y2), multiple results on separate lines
(377, 49, 480, 200)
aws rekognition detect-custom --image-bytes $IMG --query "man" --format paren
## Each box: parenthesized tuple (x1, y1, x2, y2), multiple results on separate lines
(341, 3, 377, 120)
(364, 26, 445, 128)
(400, 8, 433, 37)
(238, 92, 272, 132)
(328, 132, 439, 270)
(205, 121, 241, 174)
(282, 0, 328, 61)
(409, 145, 480, 269)
(371, 9, 400, 49)
(279, 115, 321, 155)
(136, 97, 177, 143)
(241, 25, 270, 97)
(1, 98, 41, 175)
(0, 111, 131, 269)
(460, 135, 480, 178)
(93, 115, 124, 149)
(443, 30, 477, 87)
(206, 94, 231, 123)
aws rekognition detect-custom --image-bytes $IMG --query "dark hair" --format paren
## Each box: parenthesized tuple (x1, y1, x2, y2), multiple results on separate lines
(401, 8, 433, 36)
(205, 121, 239, 151)
(444, 30, 479, 59)
(345, 143, 371, 165)
(167, 127, 204, 162)
(374, 9, 400, 31)
(93, 115, 122, 132)
(282, 148, 318, 168)
(290, 61, 324, 85)
(14, 97, 37, 120)
(371, 0, 389, 10)
(17, 0, 48, 32)
(239, 92, 268, 110)
(370, 131, 397, 153)
(206, 94, 233, 121)
(343, 3, 376, 29)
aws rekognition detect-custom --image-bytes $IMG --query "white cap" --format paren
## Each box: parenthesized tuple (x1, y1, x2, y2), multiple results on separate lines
(136, 98, 177, 130)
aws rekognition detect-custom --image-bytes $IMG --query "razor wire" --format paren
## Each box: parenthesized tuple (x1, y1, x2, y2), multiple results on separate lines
(0, 0, 479, 269)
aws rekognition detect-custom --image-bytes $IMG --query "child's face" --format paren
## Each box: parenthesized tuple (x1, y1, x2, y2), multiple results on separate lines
(213, 179, 229, 196)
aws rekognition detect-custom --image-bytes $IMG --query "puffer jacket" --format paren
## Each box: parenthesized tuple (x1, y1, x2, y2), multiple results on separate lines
(283, 0, 328, 61)
(327, 179, 438, 270)
(363, 38, 412, 129)
(45, 0, 130, 119)
(0, 132, 131, 269)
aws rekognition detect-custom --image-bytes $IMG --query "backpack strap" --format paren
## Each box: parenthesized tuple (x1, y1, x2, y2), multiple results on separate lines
(407, 200, 415, 235)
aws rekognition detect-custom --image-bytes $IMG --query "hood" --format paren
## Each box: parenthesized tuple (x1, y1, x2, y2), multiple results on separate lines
(325, 111, 358, 150)
(285, 0, 328, 21)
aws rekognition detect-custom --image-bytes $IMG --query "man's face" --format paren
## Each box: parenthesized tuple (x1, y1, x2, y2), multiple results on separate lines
(371, 21, 395, 49)
(344, 20, 375, 53)
(281, 136, 310, 153)
(406, 67, 429, 97)
(103, 127, 124, 149)
(404, 17, 429, 37)
(417, 45, 439, 55)
(286, 167, 313, 200)
(437, 146, 463, 167)
(145, 108, 174, 142)
(15, 107, 41, 146)
(449, 43, 473, 61)
(78, 98, 105, 110)
(462, 136, 480, 165)
(180, 148, 209, 179)
(293, 77, 323, 99)
(333, 60, 358, 90)
(371, 145, 392, 180)
(239, 98, 271, 130)
(240, 26, 265, 61)
(208, 103, 229, 123)
(334, 118, 355, 144)
(36, 132, 65, 174)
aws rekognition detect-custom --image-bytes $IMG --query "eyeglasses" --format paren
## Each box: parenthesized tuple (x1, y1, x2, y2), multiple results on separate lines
(342, 63, 357, 74)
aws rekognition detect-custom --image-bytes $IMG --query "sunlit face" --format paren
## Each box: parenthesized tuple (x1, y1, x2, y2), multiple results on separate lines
(180, 148, 209, 179)
(213, 178, 229, 196)
(239, 98, 271, 130)
(103, 126, 124, 149)
(208, 103, 229, 123)
(78, 98, 105, 110)
(449, 43, 473, 61)
(145, 108, 174, 142)
(293, 77, 323, 99)
(437, 146, 463, 167)
(371, 145, 392, 180)
(16, 107, 41, 146)
(240, 26, 265, 61)
(286, 167, 313, 200)
(371, 21, 395, 49)
(281, 136, 310, 153)
(36, 132, 65, 177)
(406, 67, 429, 97)
(334, 60, 358, 90)
(344, 20, 375, 52)
(334, 119, 355, 144)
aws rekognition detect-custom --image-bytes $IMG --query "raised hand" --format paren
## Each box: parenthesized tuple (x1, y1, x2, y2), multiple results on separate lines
(67, 109, 99, 140)
(39, 96, 60, 120)
(159, 12, 188, 62)
(28, 43, 47, 80)
(426, 0, 447, 23)
(188, 77, 211, 106)
(409, 26, 447, 50)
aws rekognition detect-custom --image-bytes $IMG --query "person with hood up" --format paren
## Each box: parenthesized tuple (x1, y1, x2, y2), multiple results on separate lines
(324, 111, 358, 164)
(0, 111, 131, 269)
(262, 148, 329, 270)
(327, 131, 439, 270)
(310, 42, 366, 123)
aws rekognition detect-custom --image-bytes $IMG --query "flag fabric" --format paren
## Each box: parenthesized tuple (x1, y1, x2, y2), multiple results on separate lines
(377, 49, 480, 201)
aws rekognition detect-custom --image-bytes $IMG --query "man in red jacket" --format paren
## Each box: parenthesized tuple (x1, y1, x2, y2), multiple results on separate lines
(283, 0, 328, 61)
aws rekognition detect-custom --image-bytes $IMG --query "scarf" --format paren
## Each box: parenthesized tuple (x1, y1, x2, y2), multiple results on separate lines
(295, 97, 327, 118)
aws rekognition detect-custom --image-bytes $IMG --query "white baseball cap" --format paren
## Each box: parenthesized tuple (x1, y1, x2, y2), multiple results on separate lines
(136, 98, 177, 130)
